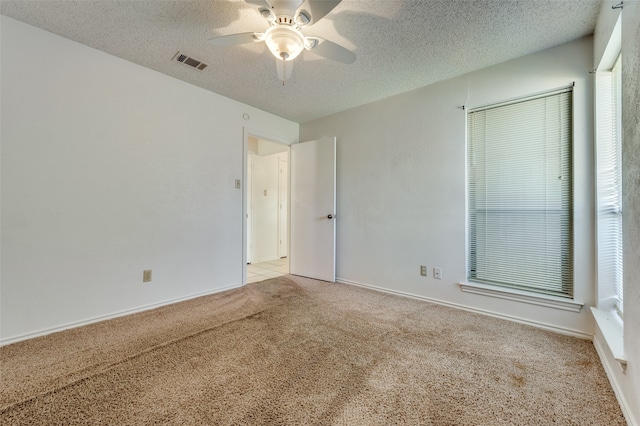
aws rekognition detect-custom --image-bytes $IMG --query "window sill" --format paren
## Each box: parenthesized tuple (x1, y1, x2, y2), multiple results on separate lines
(459, 281, 584, 312)
(591, 307, 626, 367)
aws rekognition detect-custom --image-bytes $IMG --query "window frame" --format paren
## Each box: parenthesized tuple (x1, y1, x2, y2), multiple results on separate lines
(464, 87, 575, 302)
(590, 13, 625, 367)
(595, 53, 624, 318)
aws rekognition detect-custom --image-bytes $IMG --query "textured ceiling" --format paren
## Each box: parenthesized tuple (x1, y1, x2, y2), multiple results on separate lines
(0, 0, 600, 123)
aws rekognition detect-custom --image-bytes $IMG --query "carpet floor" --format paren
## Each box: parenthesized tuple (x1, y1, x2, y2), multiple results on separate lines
(0, 275, 625, 425)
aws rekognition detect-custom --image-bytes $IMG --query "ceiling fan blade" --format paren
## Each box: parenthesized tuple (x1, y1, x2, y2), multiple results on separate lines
(244, 0, 270, 8)
(297, 0, 341, 26)
(306, 37, 355, 64)
(208, 32, 263, 46)
(276, 59, 294, 82)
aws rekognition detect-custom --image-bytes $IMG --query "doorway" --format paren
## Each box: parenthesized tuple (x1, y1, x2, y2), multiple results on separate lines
(245, 134, 290, 284)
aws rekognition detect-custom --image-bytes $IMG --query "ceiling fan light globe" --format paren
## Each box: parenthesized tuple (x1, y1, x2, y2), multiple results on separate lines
(304, 38, 318, 50)
(295, 11, 310, 27)
(259, 7, 272, 18)
(264, 25, 305, 61)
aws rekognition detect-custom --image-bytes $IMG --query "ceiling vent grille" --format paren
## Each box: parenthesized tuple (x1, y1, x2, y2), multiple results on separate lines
(173, 52, 208, 71)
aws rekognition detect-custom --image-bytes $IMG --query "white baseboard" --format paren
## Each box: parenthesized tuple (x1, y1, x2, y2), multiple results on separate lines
(593, 332, 639, 426)
(250, 256, 281, 264)
(0, 283, 243, 347)
(336, 278, 592, 340)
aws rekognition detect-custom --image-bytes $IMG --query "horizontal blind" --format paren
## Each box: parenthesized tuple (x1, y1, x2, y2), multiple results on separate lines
(596, 56, 623, 315)
(468, 89, 573, 298)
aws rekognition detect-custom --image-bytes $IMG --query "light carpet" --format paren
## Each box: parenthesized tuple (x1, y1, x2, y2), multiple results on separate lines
(0, 275, 625, 425)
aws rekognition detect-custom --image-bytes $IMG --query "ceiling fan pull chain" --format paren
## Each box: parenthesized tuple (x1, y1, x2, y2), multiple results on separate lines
(283, 60, 286, 86)
(280, 52, 289, 86)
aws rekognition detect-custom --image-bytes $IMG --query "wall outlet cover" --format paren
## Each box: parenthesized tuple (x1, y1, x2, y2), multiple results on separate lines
(434, 267, 442, 280)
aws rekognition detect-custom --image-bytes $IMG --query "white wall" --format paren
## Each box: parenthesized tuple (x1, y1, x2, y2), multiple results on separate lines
(0, 16, 298, 343)
(301, 37, 595, 337)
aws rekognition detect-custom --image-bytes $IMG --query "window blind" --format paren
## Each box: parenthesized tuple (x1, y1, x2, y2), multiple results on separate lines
(467, 89, 573, 298)
(596, 55, 623, 315)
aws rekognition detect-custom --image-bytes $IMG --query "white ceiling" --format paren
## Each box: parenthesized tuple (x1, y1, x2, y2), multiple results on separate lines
(0, 0, 601, 123)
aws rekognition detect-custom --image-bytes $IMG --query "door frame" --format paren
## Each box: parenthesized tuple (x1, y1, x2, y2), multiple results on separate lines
(278, 156, 289, 259)
(242, 127, 291, 285)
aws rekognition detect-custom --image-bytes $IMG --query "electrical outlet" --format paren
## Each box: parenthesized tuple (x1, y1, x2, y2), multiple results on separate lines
(420, 265, 427, 276)
(433, 267, 442, 280)
(143, 270, 152, 282)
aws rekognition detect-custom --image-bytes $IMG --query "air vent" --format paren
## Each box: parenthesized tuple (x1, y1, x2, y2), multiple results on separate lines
(173, 52, 208, 71)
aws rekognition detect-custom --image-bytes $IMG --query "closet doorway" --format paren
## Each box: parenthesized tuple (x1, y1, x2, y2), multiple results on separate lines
(246, 136, 289, 283)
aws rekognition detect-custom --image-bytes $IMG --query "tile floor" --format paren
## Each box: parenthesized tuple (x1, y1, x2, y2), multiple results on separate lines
(247, 257, 289, 283)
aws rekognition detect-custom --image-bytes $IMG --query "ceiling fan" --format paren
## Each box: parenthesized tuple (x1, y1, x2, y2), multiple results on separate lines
(208, 0, 356, 83)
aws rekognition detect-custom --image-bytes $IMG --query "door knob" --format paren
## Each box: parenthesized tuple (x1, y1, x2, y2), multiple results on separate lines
(327, 214, 334, 219)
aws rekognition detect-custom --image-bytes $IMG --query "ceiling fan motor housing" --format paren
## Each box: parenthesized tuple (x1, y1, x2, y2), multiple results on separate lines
(264, 25, 305, 61)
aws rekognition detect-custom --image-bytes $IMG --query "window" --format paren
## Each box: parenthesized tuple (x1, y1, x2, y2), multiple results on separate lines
(467, 88, 573, 298)
(590, 15, 625, 366)
(596, 54, 623, 317)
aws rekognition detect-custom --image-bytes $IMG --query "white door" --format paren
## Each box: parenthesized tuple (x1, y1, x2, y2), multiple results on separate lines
(290, 137, 336, 282)
(251, 154, 280, 263)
